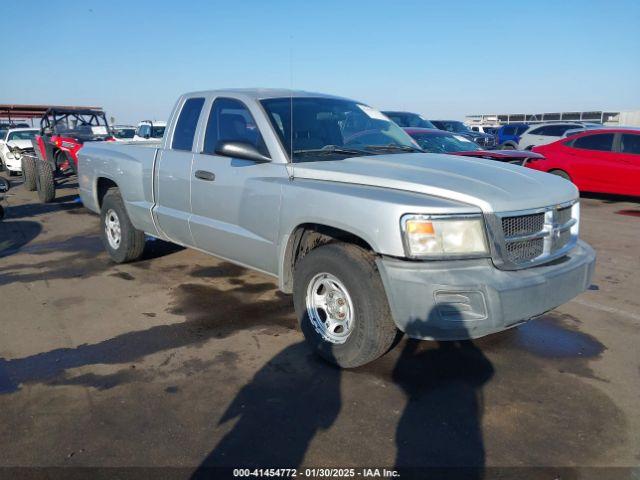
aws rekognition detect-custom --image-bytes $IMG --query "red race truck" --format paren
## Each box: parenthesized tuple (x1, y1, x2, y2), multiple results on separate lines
(30, 107, 114, 202)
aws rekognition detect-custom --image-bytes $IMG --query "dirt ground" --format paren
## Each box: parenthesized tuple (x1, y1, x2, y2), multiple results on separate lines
(0, 173, 638, 478)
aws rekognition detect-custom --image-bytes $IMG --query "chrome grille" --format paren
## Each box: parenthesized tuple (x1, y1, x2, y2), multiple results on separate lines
(502, 213, 545, 238)
(496, 202, 578, 268)
(506, 238, 544, 262)
(556, 206, 572, 226)
(552, 228, 572, 251)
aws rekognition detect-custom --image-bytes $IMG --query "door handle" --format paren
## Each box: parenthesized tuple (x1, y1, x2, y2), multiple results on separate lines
(195, 170, 215, 181)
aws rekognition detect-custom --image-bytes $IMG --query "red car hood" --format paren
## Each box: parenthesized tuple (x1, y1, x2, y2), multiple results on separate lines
(449, 150, 544, 160)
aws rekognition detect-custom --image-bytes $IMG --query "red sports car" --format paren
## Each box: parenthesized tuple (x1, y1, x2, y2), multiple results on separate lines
(404, 128, 544, 165)
(526, 128, 640, 196)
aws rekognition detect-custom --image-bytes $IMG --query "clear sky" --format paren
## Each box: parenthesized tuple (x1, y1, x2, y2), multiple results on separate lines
(2, 0, 639, 124)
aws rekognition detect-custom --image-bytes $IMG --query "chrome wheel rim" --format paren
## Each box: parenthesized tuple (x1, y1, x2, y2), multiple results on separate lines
(305, 272, 354, 344)
(105, 209, 121, 250)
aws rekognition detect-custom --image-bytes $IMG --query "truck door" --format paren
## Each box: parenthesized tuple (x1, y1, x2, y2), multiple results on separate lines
(154, 97, 205, 246)
(189, 97, 287, 275)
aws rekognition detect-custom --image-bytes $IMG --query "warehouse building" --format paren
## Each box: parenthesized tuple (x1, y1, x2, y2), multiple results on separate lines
(465, 110, 640, 127)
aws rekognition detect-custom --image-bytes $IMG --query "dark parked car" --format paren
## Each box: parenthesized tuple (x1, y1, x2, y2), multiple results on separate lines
(405, 127, 543, 165)
(431, 120, 497, 148)
(381, 111, 436, 129)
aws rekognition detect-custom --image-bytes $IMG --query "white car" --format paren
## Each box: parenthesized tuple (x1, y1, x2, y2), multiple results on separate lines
(0, 128, 38, 175)
(133, 120, 166, 142)
(517, 122, 601, 150)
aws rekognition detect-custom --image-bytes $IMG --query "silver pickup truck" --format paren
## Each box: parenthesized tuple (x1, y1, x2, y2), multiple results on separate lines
(78, 89, 596, 367)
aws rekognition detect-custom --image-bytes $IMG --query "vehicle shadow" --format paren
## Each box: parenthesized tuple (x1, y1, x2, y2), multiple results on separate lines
(0, 276, 295, 394)
(580, 192, 640, 204)
(190, 342, 341, 478)
(392, 314, 494, 478)
(0, 220, 43, 259)
(3, 195, 84, 219)
(189, 305, 493, 477)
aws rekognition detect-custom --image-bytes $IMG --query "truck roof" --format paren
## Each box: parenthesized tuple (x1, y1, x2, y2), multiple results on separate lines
(181, 88, 350, 101)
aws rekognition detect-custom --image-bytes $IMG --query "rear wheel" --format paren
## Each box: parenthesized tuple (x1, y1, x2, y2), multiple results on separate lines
(550, 169, 571, 182)
(100, 188, 145, 263)
(35, 161, 56, 203)
(21, 156, 37, 191)
(293, 243, 398, 368)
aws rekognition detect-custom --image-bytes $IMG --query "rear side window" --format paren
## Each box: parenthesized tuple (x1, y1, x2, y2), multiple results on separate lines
(529, 126, 548, 135)
(172, 97, 205, 151)
(203, 97, 268, 156)
(572, 133, 614, 152)
(620, 134, 640, 154)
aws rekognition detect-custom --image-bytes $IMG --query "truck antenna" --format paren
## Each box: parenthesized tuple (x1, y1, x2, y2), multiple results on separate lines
(289, 34, 294, 181)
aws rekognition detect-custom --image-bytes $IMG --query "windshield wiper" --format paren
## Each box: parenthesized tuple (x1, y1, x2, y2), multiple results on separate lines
(294, 146, 371, 156)
(364, 144, 423, 153)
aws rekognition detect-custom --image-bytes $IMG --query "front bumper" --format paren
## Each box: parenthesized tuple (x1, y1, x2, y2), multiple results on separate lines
(4, 155, 22, 172)
(376, 240, 595, 340)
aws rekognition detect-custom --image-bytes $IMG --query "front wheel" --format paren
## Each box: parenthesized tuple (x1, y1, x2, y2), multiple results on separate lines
(100, 188, 146, 263)
(293, 243, 398, 368)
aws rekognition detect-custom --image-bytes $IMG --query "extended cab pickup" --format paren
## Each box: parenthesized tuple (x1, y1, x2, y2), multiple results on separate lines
(78, 89, 596, 368)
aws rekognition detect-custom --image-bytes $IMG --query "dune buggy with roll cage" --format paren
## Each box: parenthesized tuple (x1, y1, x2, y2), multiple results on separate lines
(29, 107, 115, 202)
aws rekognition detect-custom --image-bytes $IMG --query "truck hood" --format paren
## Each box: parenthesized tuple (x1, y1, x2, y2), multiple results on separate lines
(290, 153, 578, 213)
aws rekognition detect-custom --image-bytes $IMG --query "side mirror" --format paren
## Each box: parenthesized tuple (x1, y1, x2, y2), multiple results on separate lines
(215, 141, 271, 163)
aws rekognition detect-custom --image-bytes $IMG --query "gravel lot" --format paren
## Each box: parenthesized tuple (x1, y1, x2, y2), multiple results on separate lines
(0, 173, 638, 477)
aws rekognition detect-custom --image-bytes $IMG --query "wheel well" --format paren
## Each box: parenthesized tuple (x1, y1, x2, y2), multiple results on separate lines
(96, 177, 118, 207)
(280, 223, 374, 293)
(549, 169, 571, 181)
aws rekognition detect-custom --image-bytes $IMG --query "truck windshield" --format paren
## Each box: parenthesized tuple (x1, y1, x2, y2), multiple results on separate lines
(260, 97, 421, 162)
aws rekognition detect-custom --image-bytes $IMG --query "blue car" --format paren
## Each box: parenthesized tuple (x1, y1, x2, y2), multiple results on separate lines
(497, 123, 529, 149)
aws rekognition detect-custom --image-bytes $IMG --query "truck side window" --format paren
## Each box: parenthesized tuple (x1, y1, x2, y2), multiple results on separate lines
(203, 98, 268, 156)
(172, 97, 205, 151)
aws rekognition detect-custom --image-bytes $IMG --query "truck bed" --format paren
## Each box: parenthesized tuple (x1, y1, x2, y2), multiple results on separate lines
(78, 141, 161, 236)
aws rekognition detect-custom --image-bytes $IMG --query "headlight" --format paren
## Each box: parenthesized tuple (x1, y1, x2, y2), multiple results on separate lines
(8, 147, 22, 159)
(401, 214, 488, 258)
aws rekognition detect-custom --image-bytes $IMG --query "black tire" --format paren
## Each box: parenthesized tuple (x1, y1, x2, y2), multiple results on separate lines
(100, 188, 145, 263)
(550, 169, 571, 182)
(501, 143, 516, 150)
(35, 161, 56, 203)
(21, 156, 37, 191)
(293, 243, 398, 368)
(0, 205, 4, 220)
